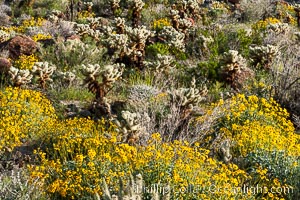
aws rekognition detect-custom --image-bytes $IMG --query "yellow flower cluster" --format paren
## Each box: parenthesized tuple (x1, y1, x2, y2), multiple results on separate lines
(212, 1, 230, 11)
(217, 94, 299, 156)
(29, 124, 253, 199)
(153, 18, 171, 30)
(32, 33, 52, 42)
(13, 54, 38, 70)
(276, 2, 297, 25)
(0, 17, 45, 34)
(77, 11, 96, 19)
(0, 87, 56, 153)
(253, 17, 281, 30)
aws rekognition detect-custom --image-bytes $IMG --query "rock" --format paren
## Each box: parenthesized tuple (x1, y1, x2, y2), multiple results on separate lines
(0, 57, 11, 74)
(79, 110, 92, 117)
(7, 35, 37, 59)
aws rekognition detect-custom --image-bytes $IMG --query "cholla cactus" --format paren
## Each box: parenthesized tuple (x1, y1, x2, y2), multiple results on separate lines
(118, 110, 149, 144)
(56, 71, 76, 87)
(221, 50, 247, 73)
(126, 26, 152, 68)
(267, 23, 290, 34)
(126, 26, 152, 45)
(220, 50, 253, 89)
(129, 0, 145, 27)
(107, 34, 130, 59)
(249, 45, 279, 70)
(143, 54, 175, 73)
(111, 0, 121, 14)
(32, 62, 56, 89)
(169, 0, 199, 38)
(171, 77, 207, 110)
(199, 35, 214, 50)
(0, 30, 10, 43)
(8, 67, 33, 87)
(158, 26, 186, 51)
(82, 63, 124, 101)
(102, 174, 145, 200)
(220, 139, 232, 164)
(115, 17, 126, 34)
(75, 24, 103, 41)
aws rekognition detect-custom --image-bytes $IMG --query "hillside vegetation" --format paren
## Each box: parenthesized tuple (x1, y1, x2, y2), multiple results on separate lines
(0, 0, 300, 199)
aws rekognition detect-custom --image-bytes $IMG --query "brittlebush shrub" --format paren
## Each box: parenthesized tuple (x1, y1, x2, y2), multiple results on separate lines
(30, 123, 254, 199)
(196, 94, 300, 199)
(216, 94, 299, 157)
(0, 87, 56, 154)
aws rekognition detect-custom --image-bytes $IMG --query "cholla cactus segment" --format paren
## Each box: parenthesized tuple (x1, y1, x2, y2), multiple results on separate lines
(0, 30, 10, 43)
(158, 26, 186, 51)
(32, 62, 57, 88)
(266, 23, 290, 34)
(103, 63, 124, 84)
(172, 77, 207, 109)
(83, 2, 93, 7)
(221, 50, 247, 73)
(81, 64, 101, 80)
(249, 45, 279, 69)
(75, 24, 103, 40)
(114, 17, 126, 33)
(111, 0, 121, 9)
(125, 26, 152, 44)
(130, 0, 145, 12)
(144, 54, 175, 72)
(199, 35, 214, 49)
(32, 62, 56, 77)
(118, 110, 150, 143)
(107, 33, 129, 49)
(75, 24, 91, 35)
(56, 71, 76, 86)
(220, 139, 232, 163)
(220, 50, 254, 89)
(9, 67, 33, 86)
(121, 111, 143, 132)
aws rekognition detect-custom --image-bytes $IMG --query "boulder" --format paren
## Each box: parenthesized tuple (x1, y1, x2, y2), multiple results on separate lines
(0, 57, 11, 74)
(7, 35, 37, 59)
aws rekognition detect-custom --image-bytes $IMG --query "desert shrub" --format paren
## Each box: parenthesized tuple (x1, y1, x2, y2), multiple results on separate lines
(0, 87, 56, 154)
(269, 37, 300, 119)
(0, 168, 48, 200)
(194, 94, 299, 156)
(13, 54, 38, 70)
(40, 39, 107, 75)
(240, 0, 275, 22)
(245, 149, 300, 199)
(30, 128, 253, 199)
(217, 94, 299, 156)
(145, 42, 170, 59)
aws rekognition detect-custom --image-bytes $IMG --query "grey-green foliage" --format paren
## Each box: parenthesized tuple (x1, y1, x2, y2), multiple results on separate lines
(0, 169, 48, 200)
(171, 77, 207, 109)
(41, 39, 106, 74)
(128, 84, 160, 104)
(101, 173, 170, 200)
(245, 149, 300, 199)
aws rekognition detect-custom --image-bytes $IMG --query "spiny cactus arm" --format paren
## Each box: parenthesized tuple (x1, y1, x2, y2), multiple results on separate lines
(102, 63, 124, 84)
(9, 67, 33, 86)
(102, 177, 112, 200)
